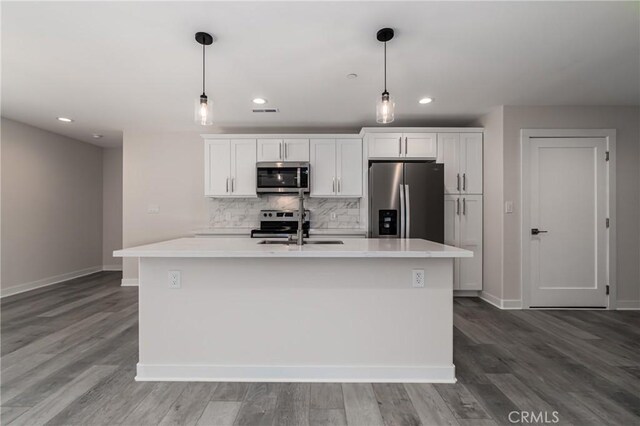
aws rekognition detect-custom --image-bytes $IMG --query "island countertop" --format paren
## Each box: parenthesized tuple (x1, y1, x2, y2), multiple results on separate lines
(114, 237, 472, 259)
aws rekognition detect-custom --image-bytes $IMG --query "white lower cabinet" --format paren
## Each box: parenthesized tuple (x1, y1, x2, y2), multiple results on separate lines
(445, 194, 482, 290)
(205, 139, 257, 197)
(310, 139, 362, 197)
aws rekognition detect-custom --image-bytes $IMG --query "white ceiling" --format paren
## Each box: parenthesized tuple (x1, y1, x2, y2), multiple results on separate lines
(2, 1, 639, 147)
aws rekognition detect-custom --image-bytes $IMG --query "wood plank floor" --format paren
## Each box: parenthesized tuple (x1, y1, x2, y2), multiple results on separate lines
(1, 271, 639, 425)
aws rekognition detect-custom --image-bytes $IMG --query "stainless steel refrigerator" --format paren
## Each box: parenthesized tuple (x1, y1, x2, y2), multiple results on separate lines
(369, 162, 444, 243)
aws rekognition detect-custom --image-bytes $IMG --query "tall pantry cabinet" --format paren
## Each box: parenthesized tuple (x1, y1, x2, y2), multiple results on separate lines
(438, 133, 483, 291)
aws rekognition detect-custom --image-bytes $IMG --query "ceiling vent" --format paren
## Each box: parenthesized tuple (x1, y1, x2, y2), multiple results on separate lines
(252, 108, 279, 113)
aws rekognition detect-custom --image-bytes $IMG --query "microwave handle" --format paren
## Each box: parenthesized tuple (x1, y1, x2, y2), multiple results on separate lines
(297, 168, 301, 187)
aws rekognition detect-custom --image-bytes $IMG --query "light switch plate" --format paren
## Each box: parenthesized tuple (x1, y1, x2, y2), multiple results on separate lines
(505, 201, 514, 214)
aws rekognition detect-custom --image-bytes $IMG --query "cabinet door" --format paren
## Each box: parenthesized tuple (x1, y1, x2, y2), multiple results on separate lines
(437, 133, 461, 194)
(204, 140, 231, 197)
(404, 133, 437, 158)
(336, 139, 362, 197)
(460, 133, 483, 194)
(257, 139, 283, 162)
(458, 195, 483, 290)
(368, 133, 403, 158)
(444, 195, 461, 289)
(230, 139, 257, 197)
(283, 139, 310, 162)
(310, 139, 337, 197)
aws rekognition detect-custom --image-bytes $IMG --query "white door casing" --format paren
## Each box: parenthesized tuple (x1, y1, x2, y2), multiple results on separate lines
(521, 130, 615, 308)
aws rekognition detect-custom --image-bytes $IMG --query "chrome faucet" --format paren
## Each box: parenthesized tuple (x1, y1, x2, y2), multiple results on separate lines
(296, 189, 305, 245)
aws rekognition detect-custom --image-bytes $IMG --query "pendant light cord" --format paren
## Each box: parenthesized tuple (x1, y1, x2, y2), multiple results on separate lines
(383, 42, 387, 93)
(202, 44, 206, 94)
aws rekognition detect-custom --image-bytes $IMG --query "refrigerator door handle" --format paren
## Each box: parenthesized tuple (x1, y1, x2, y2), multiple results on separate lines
(405, 184, 411, 238)
(399, 184, 406, 238)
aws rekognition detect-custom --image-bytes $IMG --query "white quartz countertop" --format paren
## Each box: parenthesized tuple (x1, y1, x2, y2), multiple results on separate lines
(114, 237, 472, 259)
(192, 228, 368, 236)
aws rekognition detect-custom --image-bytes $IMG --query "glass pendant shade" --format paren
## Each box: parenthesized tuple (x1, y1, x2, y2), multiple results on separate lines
(376, 92, 395, 124)
(195, 94, 213, 126)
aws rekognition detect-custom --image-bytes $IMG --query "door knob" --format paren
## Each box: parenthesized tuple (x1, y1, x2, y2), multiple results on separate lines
(531, 228, 548, 235)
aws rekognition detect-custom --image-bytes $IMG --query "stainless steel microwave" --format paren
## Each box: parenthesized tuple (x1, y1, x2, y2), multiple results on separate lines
(256, 162, 310, 193)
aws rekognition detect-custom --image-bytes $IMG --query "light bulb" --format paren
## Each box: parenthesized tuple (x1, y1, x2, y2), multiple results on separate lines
(194, 94, 213, 125)
(376, 92, 395, 124)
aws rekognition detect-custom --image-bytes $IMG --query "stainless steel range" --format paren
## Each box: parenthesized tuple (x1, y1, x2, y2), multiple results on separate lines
(250, 210, 310, 238)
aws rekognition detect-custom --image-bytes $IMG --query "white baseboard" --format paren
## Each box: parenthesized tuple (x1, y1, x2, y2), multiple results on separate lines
(1, 266, 103, 298)
(480, 291, 523, 310)
(136, 363, 456, 383)
(617, 300, 640, 310)
(102, 264, 123, 271)
(453, 290, 481, 297)
(121, 278, 139, 286)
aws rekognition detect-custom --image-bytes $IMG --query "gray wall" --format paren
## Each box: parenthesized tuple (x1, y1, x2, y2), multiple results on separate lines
(102, 147, 123, 269)
(1, 118, 104, 294)
(480, 106, 639, 305)
(478, 107, 505, 302)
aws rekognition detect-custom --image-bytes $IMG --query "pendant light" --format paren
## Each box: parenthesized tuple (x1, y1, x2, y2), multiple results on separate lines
(194, 32, 214, 126)
(376, 28, 395, 124)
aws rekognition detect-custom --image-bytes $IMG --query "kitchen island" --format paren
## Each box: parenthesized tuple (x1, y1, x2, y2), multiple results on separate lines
(114, 237, 472, 383)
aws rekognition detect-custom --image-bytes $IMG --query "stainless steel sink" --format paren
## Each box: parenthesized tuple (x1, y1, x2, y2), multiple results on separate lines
(257, 240, 343, 245)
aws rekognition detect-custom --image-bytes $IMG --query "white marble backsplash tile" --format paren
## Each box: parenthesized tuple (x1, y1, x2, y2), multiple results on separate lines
(208, 196, 362, 229)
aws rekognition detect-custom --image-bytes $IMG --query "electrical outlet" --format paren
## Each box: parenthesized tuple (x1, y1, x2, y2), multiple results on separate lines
(330, 212, 337, 220)
(412, 269, 425, 288)
(147, 204, 160, 214)
(168, 270, 181, 289)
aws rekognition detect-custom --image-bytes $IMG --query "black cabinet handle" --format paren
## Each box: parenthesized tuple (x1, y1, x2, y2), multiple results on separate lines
(531, 228, 548, 235)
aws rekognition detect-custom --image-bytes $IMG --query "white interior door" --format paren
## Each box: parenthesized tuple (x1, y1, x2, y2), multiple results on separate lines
(527, 137, 608, 307)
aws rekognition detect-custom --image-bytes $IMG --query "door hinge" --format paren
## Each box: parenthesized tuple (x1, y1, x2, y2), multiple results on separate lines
(606, 218, 610, 228)
(606, 285, 610, 295)
(605, 151, 610, 161)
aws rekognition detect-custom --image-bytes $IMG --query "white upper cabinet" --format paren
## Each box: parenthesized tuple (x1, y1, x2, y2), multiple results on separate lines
(369, 133, 403, 158)
(437, 132, 483, 194)
(204, 139, 257, 198)
(459, 133, 483, 194)
(369, 132, 437, 159)
(336, 139, 363, 197)
(310, 139, 362, 197)
(404, 133, 437, 158)
(283, 139, 310, 162)
(257, 139, 283, 162)
(257, 138, 309, 162)
(310, 139, 336, 197)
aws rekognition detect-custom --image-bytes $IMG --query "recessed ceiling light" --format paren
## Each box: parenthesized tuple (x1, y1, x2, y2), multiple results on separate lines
(57, 117, 73, 122)
(418, 97, 434, 104)
(252, 98, 267, 105)
(92, 134, 104, 139)
(346, 73, 358, 79)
